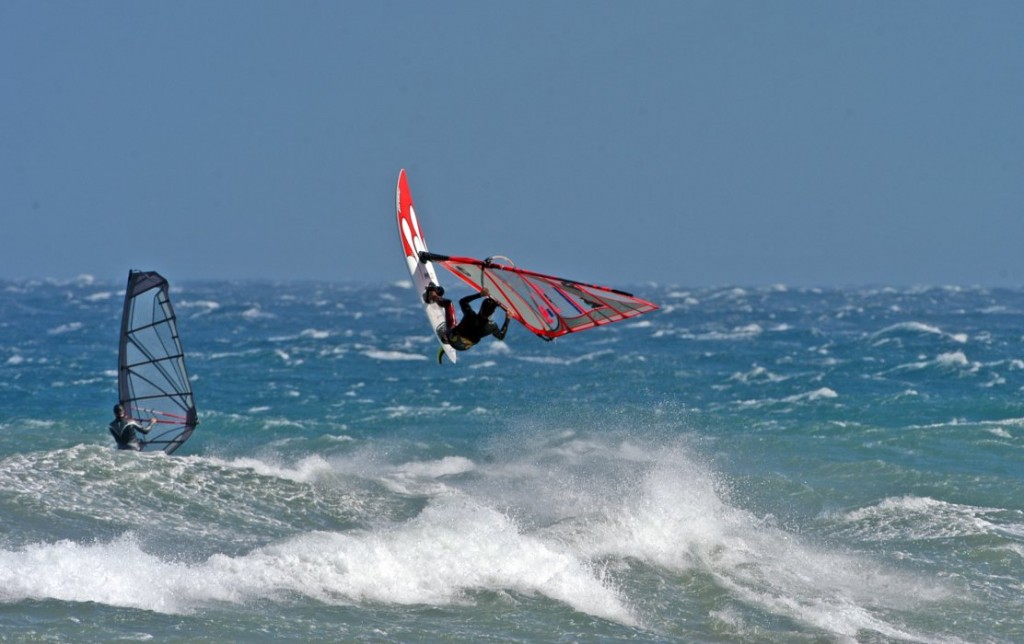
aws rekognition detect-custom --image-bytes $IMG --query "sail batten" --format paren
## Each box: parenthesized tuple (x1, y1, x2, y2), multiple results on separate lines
(117, 270, 198, 455)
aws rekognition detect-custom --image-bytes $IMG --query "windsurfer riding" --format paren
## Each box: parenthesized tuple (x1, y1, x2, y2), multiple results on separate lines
(424, 285, 510, 361)
(109, 404, 156, 451)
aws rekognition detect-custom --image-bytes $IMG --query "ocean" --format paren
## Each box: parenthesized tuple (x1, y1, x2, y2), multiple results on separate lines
(1, 276, 1021, 642)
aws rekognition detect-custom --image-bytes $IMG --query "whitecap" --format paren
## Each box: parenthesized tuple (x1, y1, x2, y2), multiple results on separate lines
(871, 321, 968, 344)
(666, 290, 693, 299)
(47, 322, 83, 335)
(363, 349, 428, 362)
(935, 351, 970, 367)
(834, 496, 1012, 543)
(886, 350, 978, 374)
(730, 365, 786, 384)
(393, 456, 477, 480)
(524, 439, 945, 641)
(206, 454, 333, 484)
(872, 321, 944, 337)
(231, 496, 637, 624)
(383, 403, 461, 419)
(516, 350, 612, 366)
(783, 387, 838, 403)
(242, 306, 274, 320)
(179, 300, 220, 316)
(0, 483, 634, 622)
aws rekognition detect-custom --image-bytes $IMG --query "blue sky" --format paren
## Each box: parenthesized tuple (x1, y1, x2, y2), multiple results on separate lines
(3, 1, 1022, 287)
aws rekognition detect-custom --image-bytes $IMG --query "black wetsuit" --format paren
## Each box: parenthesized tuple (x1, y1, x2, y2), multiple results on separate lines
(109, 418, 150, 451)
(448, 293, 509, 350)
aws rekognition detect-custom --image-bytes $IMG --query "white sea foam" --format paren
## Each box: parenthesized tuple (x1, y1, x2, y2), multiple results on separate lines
(471, 435, 947, 641)
(272, 348, 305, 366)
(205, 348, 262, 360)
(665, 290, 698, 306)
(732, 386, 838, 408)
(986, 427, 1013, 439)
(382, 402, 462, 419)
(394, 456, 476, 479)
(872, 321, 968, 344)
(363, 349, 428, 361)
(783, 387, 838, 403)
(242, 306, 274, 320)
(935, 350, 970, 367)
(708, 287, 748, 300)
(516, 350, 613, 366)
(0, 535, 231, 613)
(381, 456, 479, 495)
(0, 431, 964, 639)
(47, 322, 83, 335)
(893, 322, 948, 337)
(833, 496, 1017, 544)
(887, 350, 978, 374)
(0, 496, 636, 625)
(206, 454, 334, 484)
(261, 418, 304, 429)
(179, 300, 220, 317)
(662, 324, 765, 342)
(729, 365, 787, 384)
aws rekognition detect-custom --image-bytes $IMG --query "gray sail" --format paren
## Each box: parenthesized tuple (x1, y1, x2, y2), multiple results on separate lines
(117, 270, 198, 454)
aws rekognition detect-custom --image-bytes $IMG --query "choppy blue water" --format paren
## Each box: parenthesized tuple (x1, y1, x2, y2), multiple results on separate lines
(1, 276, 1022, 642)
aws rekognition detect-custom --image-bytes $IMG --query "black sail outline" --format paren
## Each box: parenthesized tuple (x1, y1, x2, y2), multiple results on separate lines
(117, 270, 198, 454)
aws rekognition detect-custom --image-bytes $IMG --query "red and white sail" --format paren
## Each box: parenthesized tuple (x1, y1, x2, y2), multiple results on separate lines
(396, 170, 458, 362)
(423, 253, 658, 340)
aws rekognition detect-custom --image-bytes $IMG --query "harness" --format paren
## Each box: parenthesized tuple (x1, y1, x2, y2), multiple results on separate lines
(447, 333, 476, 351)
(110, 418, 145, 450)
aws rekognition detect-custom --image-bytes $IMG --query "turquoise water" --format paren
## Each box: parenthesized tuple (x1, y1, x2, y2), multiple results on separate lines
(1, 277, 1022, 642)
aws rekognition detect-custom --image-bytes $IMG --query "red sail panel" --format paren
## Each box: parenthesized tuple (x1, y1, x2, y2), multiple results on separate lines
(434, 256, 658, 340)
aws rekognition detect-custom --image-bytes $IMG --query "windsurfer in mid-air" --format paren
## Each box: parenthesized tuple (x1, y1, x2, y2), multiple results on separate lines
(109, 404, 156, 451)
(424, 285, 510, 362)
